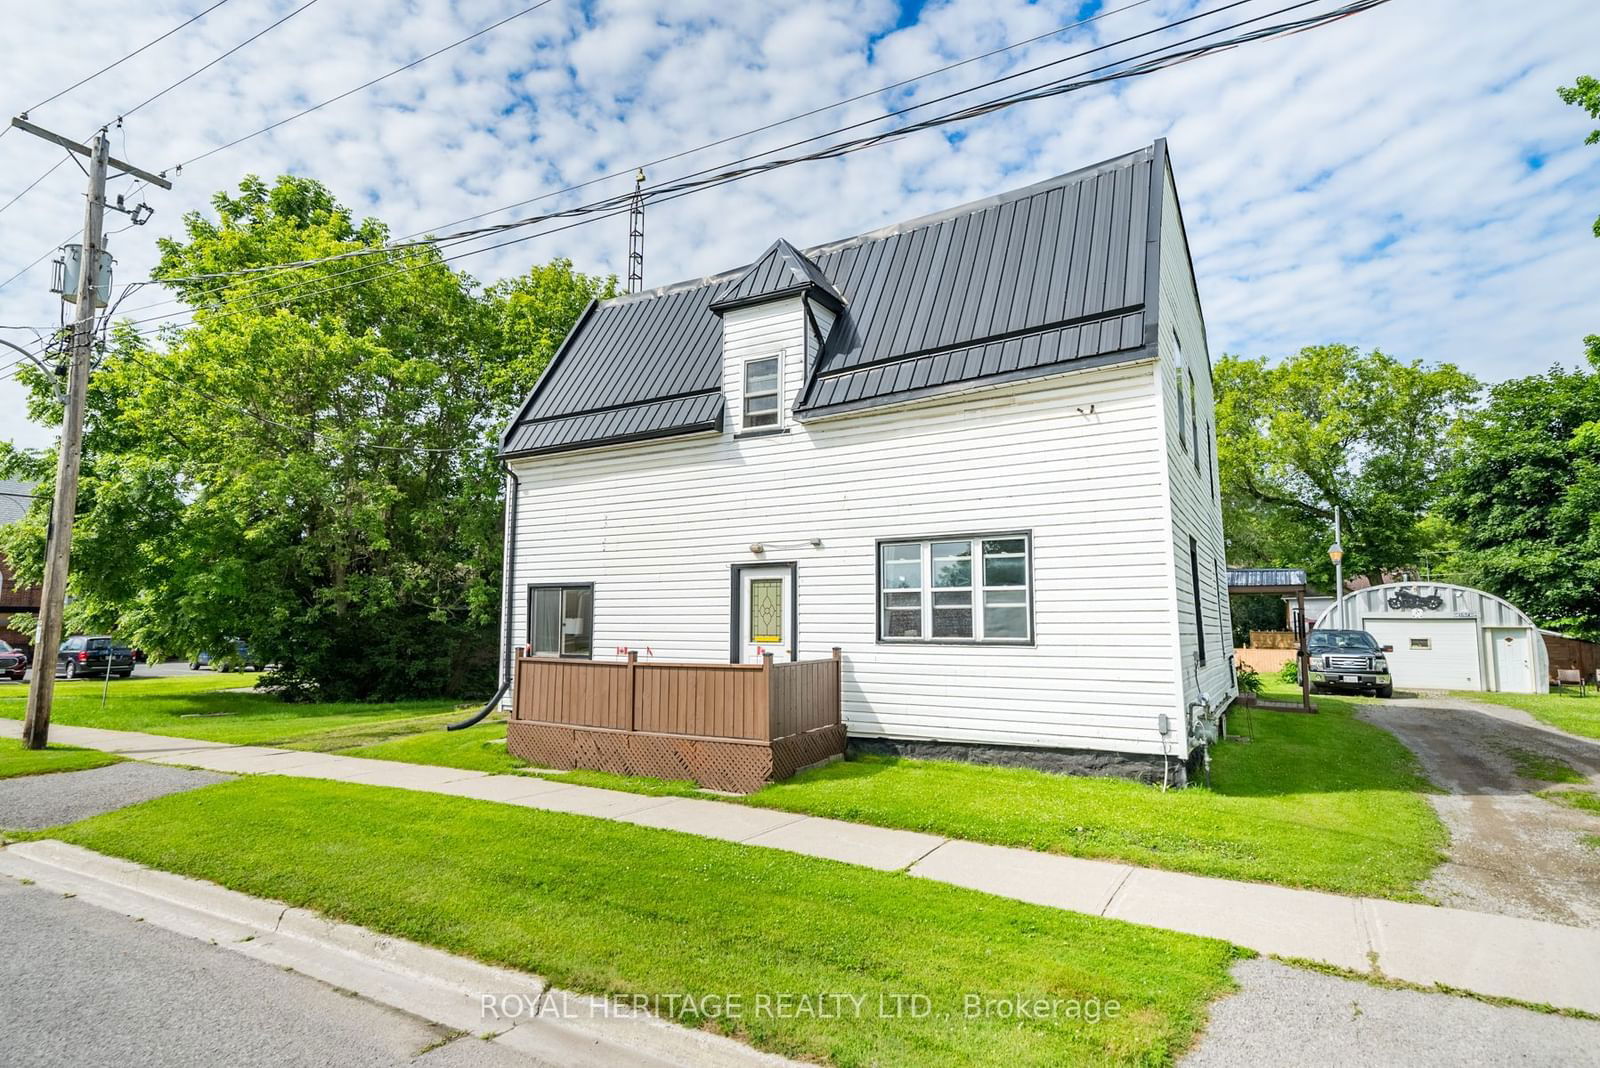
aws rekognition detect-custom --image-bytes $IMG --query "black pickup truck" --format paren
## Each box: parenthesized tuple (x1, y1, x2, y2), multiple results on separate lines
(1305, 628, 1394, 698)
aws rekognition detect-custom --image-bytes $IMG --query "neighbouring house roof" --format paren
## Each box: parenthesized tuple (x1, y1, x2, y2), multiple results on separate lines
(502, 142, 1172, 459)
(0, 480, 36, 527)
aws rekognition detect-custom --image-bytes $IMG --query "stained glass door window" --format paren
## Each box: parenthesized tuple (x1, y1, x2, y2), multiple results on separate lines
(749, 578, 783, 643)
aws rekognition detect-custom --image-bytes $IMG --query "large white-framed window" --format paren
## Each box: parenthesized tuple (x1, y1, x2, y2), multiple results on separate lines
(878, 534, 1032, 643)
(527, 583, 593, 659)
(742, 353, 782, 431)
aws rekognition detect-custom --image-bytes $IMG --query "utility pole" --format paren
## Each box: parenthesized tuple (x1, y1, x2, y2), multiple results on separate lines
(627, 168, 645, 294)
(1328, 505, 1345, 631)
(13, 117, 170, 749)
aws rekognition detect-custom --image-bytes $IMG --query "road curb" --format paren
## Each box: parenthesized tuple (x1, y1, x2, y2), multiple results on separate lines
(0, 840, 798, 1068)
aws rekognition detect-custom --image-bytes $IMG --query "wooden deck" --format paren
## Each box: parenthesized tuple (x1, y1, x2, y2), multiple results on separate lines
(506, 649, 846, 792)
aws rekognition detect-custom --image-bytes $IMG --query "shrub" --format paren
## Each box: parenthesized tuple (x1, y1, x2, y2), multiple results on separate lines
(1236, 664, 1264, 695)
(1277, 658, 1301, 684)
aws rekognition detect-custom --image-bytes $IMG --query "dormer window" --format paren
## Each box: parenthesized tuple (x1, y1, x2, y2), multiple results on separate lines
(743, 355, 781, 430)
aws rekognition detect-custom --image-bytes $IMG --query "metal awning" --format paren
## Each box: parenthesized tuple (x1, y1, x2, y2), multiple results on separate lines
(1227, 567, 1307, 595)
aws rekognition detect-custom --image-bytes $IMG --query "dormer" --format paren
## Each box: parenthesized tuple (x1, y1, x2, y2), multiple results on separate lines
(710, 239, 844, 436)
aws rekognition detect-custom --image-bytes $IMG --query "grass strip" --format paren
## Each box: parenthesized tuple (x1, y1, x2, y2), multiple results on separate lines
(1456, 691, 1600, 742)
(52, 776, 1245, 1067)
(0, 738, 123, 779)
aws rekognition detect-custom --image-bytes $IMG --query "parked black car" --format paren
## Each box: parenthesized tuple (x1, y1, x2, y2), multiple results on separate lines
(56, 635, 136, 679)
(0, 641, 27, 681)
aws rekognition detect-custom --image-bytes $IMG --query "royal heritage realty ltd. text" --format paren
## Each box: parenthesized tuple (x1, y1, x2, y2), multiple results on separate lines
(481, 991, 1124, 1023)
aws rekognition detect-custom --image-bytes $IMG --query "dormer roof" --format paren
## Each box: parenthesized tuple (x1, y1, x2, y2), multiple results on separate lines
(707, 239, 844, 315)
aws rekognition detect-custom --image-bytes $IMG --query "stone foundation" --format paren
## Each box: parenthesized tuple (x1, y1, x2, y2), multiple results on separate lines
(848, 737, 1199, 787)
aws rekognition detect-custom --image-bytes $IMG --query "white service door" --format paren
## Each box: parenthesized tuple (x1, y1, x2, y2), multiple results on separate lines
(1488, 628, 1534, 693)
(738, 567, 792, 664)
(1362, 617, 1481, 690)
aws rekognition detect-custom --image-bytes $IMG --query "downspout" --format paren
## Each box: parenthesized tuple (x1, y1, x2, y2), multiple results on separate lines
(448, 462, 520, 730)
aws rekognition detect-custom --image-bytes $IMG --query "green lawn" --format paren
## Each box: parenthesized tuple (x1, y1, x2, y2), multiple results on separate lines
(1457, 690, 1600, 741)
(1504, 749, 1586, 784)
(1540, 789, 1600, 815)
(0, 672, 462, 747)
(0, 738, 123, 779)
(337, 720, 526, 773)
(527, 687, 1444, 900)
(52, 777, 1244, 1067)
(5, 673, 1447, 899)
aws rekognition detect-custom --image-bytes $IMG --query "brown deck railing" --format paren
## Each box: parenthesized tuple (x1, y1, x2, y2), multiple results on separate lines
(507, 649, 846, 792)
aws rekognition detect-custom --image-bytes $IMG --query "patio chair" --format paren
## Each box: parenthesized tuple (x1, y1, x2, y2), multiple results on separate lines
(1554, 668, 1586, 697)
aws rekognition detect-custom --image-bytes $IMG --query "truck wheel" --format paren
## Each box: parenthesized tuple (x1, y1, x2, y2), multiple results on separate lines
(1376, 684, 1394, 698)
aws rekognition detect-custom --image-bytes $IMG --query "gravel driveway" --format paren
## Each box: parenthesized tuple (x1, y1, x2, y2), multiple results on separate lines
(1360, 694, 1600, 927)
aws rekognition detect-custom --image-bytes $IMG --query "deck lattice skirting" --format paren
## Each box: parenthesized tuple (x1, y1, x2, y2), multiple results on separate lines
(506, 649, 845, 793)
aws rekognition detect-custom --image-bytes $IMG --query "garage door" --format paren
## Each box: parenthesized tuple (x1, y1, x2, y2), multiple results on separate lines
(1362, 617, 1481, 690)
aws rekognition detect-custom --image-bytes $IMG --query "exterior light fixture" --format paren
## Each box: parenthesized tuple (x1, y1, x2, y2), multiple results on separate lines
(749, 543, 765, 555)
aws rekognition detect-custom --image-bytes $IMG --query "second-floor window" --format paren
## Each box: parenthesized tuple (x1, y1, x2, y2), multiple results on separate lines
(1188, 370, 1200, 472)
(743, 355, 781, 430)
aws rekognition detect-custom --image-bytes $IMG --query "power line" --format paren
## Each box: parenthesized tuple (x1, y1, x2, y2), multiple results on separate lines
(0, 228, 79, 296)
(172, 0, 560, 173)
(119, 0, 1254, 310)
(96, 0, 1391, 344)
(25, 0, 238, 115)
(16, 0, 1397, 460)
(0, 155, 71, 219)
(8, 0, 1392, 368)
(202, 0, 1162, 230)
(118, 0, 324, 122)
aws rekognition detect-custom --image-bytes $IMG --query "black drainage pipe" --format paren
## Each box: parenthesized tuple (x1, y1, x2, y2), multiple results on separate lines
(448, 464, 519, 732)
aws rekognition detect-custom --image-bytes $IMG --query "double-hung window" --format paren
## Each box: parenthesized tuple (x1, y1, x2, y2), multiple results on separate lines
(879, 534, 1031, 643)
(527, 584, 593, 658)
(743, 355, 781, 430)
(1188, 370, 1200, 473)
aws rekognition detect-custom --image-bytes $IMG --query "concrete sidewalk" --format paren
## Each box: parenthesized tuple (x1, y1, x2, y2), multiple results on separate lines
(6, 719, 1600, 1015)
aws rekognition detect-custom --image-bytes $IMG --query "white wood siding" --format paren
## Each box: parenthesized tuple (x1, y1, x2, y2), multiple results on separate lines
(508, 316, 1182, 755)
(722, 299, 805, 434)
(1155, 163, 1237, 743)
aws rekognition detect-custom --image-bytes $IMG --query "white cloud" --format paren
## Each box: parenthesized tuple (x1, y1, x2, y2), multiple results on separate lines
(2, 0, 1598, 452)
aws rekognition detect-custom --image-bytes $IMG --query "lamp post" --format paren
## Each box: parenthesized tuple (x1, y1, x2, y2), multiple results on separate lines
(1328, 505, 1344, 629)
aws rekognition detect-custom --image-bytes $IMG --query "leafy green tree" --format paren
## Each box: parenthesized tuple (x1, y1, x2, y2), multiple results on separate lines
(0, 175, 613, 700)
(1440, 346, 1600, 639)
(1558, 74, 1600, 235)
(1215, 345, 1478, 589)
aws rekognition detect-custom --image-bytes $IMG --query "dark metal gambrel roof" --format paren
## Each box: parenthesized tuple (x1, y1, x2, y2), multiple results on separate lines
(501, 142, 1169, 458)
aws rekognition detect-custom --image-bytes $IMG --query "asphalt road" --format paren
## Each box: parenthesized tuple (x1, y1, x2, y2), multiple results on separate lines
(0, 660, 219, 685)
(0, 763, 232, 830)
(0, 879, 554, 1068)
(1183, 958, 1600, 1067)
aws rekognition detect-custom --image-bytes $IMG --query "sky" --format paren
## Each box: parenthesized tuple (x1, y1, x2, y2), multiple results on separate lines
(1, 0, 1596, 452)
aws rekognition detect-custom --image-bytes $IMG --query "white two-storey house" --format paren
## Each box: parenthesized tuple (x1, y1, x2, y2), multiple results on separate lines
(497, 141, 1234, 785)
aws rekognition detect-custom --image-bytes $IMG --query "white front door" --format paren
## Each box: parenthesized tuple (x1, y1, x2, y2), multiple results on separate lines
(1488, 628, 1532, 693)
(738, 566, 793, 664)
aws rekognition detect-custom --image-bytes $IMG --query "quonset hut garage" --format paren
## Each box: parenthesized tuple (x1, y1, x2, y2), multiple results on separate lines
(1314, 582, 1548, 694)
